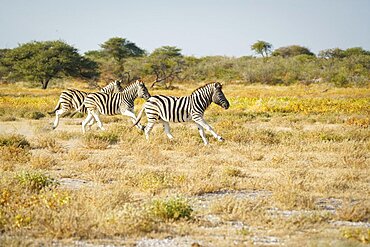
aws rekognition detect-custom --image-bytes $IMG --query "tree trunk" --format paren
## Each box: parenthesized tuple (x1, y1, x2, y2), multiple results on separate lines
(41, 79, 50, 89)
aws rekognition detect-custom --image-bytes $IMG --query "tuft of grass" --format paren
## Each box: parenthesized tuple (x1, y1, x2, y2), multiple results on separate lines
(0, 146, 31, 163)
(34, 136, 64, 153)
(30, 155, 58, 169)
(83, 132, 119, 149)
(0, 134, 30, 148)
(24, 111, 45, 119)
(336, 201, 369, 223)
(16, 171, 58, 192)
(67, 149, 89, 161)
(341, 228, 370, 244)
(149, 197, 193, 221)
(223, 167, 243, 177)
(0, 116, 17, 121)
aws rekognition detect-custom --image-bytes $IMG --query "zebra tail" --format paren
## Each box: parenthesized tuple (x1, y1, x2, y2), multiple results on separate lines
(132, 105, 145, 128)
(47, 101, 61, 115)
(69, 104, 84, 118)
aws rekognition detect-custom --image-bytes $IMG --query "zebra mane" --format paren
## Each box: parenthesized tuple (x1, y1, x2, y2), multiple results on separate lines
(121, 80, 141, 91)
(191, 82, 216, 94)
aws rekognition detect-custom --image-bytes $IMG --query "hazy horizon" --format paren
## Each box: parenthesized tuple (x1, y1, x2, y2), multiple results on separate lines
(1, 0, 369, 57)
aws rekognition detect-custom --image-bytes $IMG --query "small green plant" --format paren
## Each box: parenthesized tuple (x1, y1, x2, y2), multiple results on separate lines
(16, 171, 57, 192)
(150, 197, 193, 221)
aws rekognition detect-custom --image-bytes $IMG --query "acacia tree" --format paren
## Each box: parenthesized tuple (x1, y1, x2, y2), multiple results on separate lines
(272, 45, 314, 57)
(2, 41, 98, 89)
(251, 40, 273, 58)
(146, 46, 185, 88)
(100, 37, 145, 81)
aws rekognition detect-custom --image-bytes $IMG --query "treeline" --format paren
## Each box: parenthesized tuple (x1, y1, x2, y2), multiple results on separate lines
(0, 37, 369, 89)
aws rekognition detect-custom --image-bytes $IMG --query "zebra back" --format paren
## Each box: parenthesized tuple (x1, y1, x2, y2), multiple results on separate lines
(84, 80, 150, 115)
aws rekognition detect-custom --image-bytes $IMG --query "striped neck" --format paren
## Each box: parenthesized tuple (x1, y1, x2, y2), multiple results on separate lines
(121, 81, 139, 102)
(190, 84, 214, 113)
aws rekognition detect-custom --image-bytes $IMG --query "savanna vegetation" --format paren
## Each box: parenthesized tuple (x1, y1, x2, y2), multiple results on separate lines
(0, 37, 369, 246)
(0, 38, 369, 89)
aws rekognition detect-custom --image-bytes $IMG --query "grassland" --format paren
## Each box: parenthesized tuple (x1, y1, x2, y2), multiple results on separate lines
(0, 82, 369, 246)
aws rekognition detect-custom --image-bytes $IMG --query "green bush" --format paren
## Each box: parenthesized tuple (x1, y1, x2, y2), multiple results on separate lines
(150, 197, 193, 221)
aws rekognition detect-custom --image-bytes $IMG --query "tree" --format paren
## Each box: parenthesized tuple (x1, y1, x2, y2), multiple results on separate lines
(146, 46, 185, 88)
(251, 40, 273, 58)
(100, 37, 145, 81)
(318, 48, 345, 59)
(0, 49, 11, 82)
(343, 47, 370, 57)
(272, 45, 314, 58)
(2, 40, 98, 89)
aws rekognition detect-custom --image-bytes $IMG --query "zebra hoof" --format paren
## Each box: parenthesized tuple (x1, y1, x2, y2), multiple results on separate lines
(218, 137, 225, 142)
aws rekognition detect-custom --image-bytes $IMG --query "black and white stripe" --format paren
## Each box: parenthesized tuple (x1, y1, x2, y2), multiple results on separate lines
(81, 80, 151, 133)
(133, 82, 230, 145)
(49, 80, 123, 129)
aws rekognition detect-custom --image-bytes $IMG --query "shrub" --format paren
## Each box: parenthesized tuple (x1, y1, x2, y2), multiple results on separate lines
(150, 197, 193, 221)
(16, 171, 57, 192)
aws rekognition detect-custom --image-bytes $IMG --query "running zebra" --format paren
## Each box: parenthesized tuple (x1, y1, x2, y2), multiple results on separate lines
(49, 80, 123, 129)
(81, 80, 151, 133)
(132, 82, 230, 145)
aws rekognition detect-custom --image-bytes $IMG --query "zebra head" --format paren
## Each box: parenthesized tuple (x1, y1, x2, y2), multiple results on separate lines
(113, 80, 124, 93)
(136, 80, 151, 100)
(212, 82, 230, 109)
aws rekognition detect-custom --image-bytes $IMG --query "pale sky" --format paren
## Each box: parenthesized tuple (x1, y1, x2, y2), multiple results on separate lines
(0, 0, 369, 57)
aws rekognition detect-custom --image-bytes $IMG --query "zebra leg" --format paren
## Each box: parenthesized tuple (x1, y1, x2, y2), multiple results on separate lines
(82, 112, 94, 133)
(161, 120, 174, 140)
(52, 109, 67, 129)
(121, 109, 145, 131)
(144, 121, 155, 141)
(196, 123, 209, 145)
(194, 119, 224, 142)
(87, 118, 95, 130)
(91, 111, 105, 131)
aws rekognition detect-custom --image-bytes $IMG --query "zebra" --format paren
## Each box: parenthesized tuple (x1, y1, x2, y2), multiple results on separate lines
(132, 82, 230, 145)
(48, 80, 123, 129)
(81, 80, 151, 133)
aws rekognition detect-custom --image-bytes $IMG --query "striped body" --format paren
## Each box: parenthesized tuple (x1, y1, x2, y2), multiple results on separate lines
(50, 80, 123, 129)
(83, 92, 135, 116)
(133, 82, 230, 145)
(81, 80, 150, 133)
(145, 95, 192, 123)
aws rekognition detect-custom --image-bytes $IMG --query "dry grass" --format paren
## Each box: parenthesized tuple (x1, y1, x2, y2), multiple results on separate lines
(0, 82, 369, 246)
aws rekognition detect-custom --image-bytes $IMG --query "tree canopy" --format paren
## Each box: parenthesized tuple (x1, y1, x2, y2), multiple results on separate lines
(146, 46, 185, 88)
(251, 40, 273, 57)
(272, 45, 314, 58)
(1, 40, 98, 89)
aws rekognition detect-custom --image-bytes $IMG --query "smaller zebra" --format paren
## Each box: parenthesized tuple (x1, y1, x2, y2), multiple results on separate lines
(49, 80, 123, 129)
(132, 82, 230, 145)
(81, 80, 151, 133)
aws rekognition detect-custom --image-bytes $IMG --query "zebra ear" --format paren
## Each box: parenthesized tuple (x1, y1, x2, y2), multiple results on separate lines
(215, 82, 222, 89)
